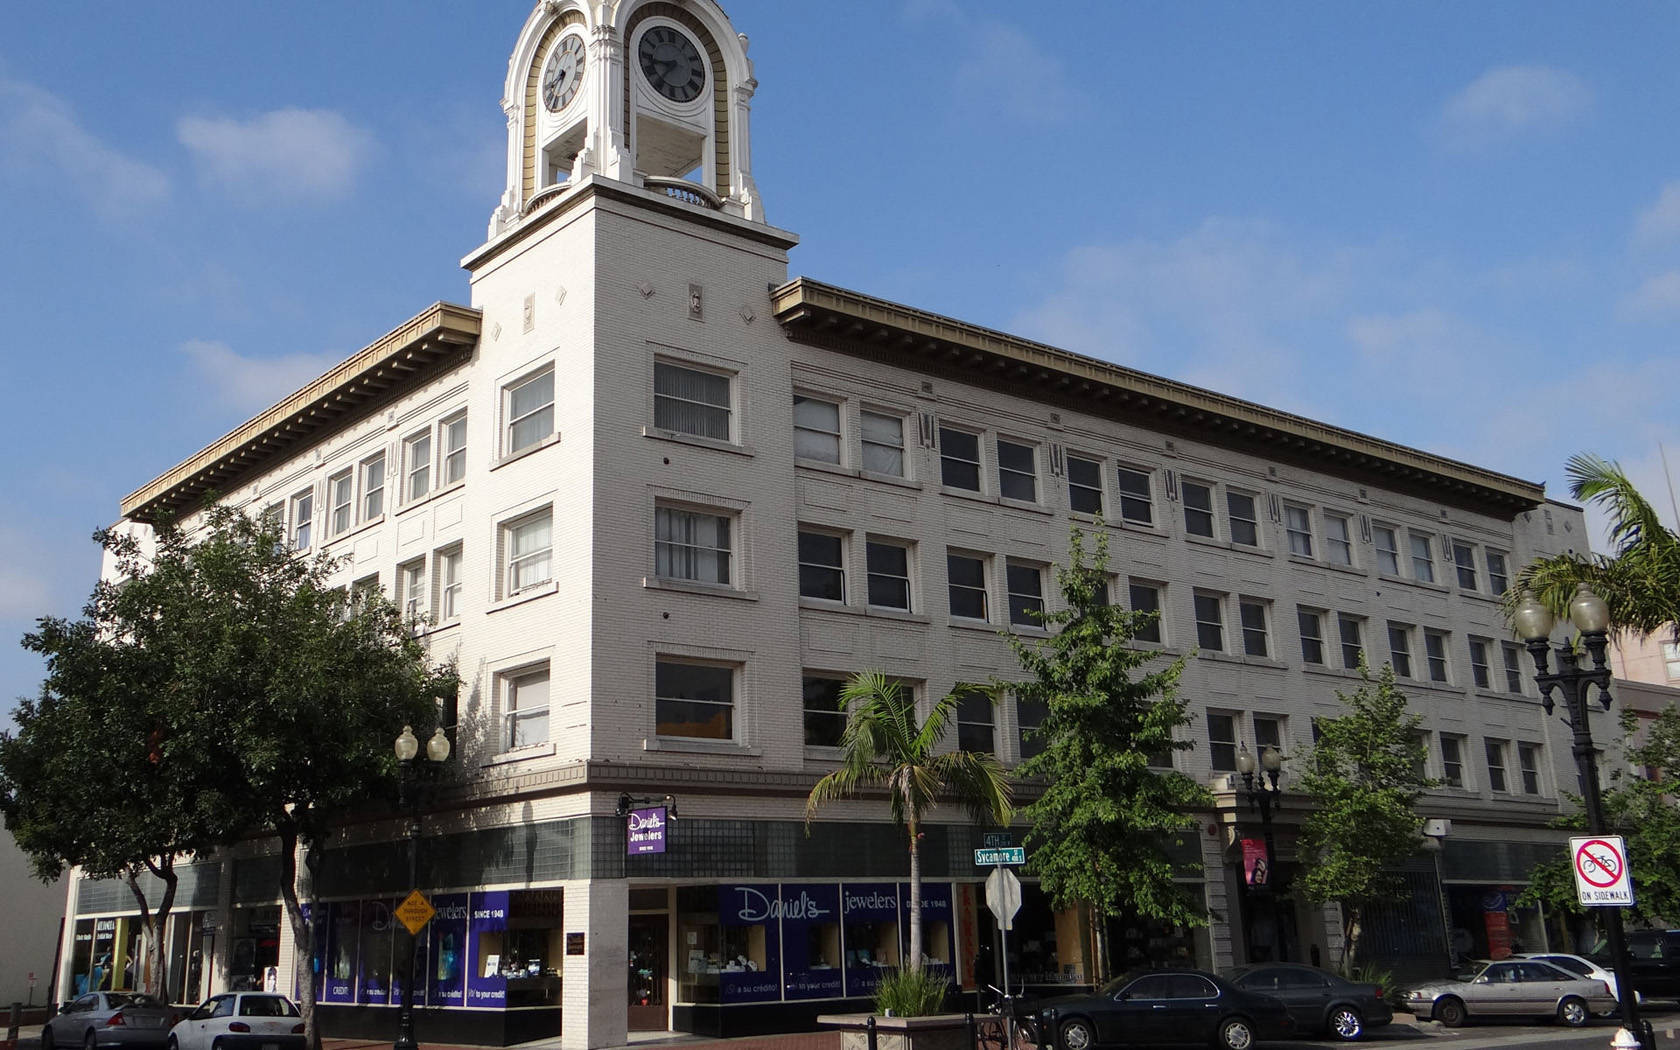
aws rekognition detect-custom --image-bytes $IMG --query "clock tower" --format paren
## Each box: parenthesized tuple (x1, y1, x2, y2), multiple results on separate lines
(489, 0, 766, 238)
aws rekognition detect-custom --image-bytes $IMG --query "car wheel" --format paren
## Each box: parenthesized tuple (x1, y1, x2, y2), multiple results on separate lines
(1058, 1017, 1096, 1050)
(1435, 997, 1467, 1028)
(212, 1039, 224, 1050)
(1215, 1016, 1255, 1050)
(1557, 996, 1589, 1028)
(84, 1031, 98, 1050)
(1327, 1006, 1365, 1041)
(40, 1026, 54, 1050)
(167, 1038, 179, 1050)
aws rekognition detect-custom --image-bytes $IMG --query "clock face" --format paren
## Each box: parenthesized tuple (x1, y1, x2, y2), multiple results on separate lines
(638, 25, 706, 103)
(542, 35, 585, 112)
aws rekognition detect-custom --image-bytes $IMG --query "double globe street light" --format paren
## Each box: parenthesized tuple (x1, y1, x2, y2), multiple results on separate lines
(1512, 584, 1654, 1050)
(392, 725, 452, 1050)
(1235, 743, 1284, 889)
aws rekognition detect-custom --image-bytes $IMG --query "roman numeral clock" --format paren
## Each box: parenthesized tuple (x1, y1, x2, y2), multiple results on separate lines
(637, 25, 706, 103)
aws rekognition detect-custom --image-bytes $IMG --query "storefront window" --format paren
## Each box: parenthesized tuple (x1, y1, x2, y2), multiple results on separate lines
(358, 899, 395, 1004)
(324, 902, 359, 1002)
(842, 882, 900, 997)
(781, 884, 842, 1000)
(676, 885, 782, 1004)
(467, 891, 508, 1006)
(676, 886, 721, 1004)
(899, 883, 954, 970)
(70, 919, 95, 996)
(429, 895, 469, 1007)
(232, 907, 283, 994)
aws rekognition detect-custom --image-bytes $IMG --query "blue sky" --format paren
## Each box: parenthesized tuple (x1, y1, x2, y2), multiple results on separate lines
(4, 1, 1679, 719)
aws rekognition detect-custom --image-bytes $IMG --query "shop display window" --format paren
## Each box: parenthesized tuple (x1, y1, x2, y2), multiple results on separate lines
(899, 882, 953, 970)
(676, 885, 783, 1004)
(467, 891, 509, 1006)
(780, 884, 842, 1000)
(677, 886, 722, 1004)
(358, 900, 395, 1004)
(842, 882, 901, 997)
(324, 902, 359, 1002)
(232, 907, 283, 994)
(467, 889, 562, 1008)
(429, 895, 470, 1007)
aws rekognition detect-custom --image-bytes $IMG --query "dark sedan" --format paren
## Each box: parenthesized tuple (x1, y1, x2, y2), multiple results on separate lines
(1034, 969, 1293, 1050)
(1228, 964, 1393, 1041)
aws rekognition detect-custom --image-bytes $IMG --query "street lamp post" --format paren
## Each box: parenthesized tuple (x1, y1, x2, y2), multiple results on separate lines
(393, 724, 451, 1050)
(1236, 743, 1284, 886)
(1513, 584, 1654, 1050)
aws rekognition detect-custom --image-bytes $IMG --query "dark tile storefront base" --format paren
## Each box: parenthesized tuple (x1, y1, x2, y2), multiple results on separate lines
(315, 1005, 562, 1046)
(675, 1000, 876, 1038)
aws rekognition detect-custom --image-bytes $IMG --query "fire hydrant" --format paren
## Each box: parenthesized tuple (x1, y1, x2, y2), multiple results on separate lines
(1610, 1027, 1641, 1050)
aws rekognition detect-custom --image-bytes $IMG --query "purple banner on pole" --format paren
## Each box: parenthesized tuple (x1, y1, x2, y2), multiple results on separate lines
(627, 806, 668, 854)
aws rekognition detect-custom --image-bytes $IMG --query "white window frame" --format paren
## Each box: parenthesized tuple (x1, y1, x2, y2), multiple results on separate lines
(797, 528, 846, 603)
(1518, 742, 1543, 795)
(1066, 453, 1104, 516)
(938, 426, 983, 492)
(860, 408, 907, 478)
(1485, 549, 1510, 596)
(1469, 637, 1492, 689)
(1193, 590, 1226, 652)
(434, 545, 463, 624)
(654, 503, 734, 586)
(1665, 641, 1680, 681)
(1387, 622, 1414, 678)
(1409, 531, 1436, 583)
(1324, 512, 1354, 566)
(289, 488, 314, 551)
(801, 674, 847, 749)
(440, 411, 468, 487)
(397, 558, 426, 624)
(1284, 504, 1314, 557)
(1441, 734, 1468, 789)
(1206, 711, 1239, 772)
(1424, 629, 1450, 683)
(654, 359, 733, 441)
(1006, 560, 1046, 628)
(1116, 466, 1155, 525)
(328, 469, 354, 536)
(1298, 607, 1326, 665)
(1373, 524, 1400, 576)
(359, 452, 386, 523)
(502, 508, 554, 597)
(1181, 479, 1216, 539)
(1238, 598, 1269, 657)
(1502, 642, 1526, 694)
(996, 437, 1039, 503)
(1129, 580, 1163, 643)
(404, 429, 432, 503)
(865, 537, 913, 612)
(502, 664, 551, 751)
(1338, 614, 1364, 670)
(654, 658, 736, 741)
(504, 365, 556, 455)
(1485, 738, 1510, 793)
(954, 688, 995, 754)
(1227, 490, 1261, 547)
(1452, 540, 1479, 591)
(947, 549, 991, 622)
(793, 393, 842, 465)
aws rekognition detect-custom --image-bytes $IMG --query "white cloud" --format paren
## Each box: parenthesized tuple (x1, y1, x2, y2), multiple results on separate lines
(954, 23, 1088, 120)
(181, 339, 341, 414)
(1619, 271, 1680, 320)
(177, 108, 375, 204)
(1633, 181, 1680, 247)
(0, 78, 169, 216)
(1439, 65, 1591, 144)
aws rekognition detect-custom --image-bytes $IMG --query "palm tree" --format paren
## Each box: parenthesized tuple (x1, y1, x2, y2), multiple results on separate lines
(1513, 453, 1680, 638)
(804, 671, 1014, 970)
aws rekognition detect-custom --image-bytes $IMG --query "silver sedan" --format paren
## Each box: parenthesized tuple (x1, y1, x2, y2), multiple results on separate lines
(1405, 958, 1618, 1027)
(41, 993, 178, 1050)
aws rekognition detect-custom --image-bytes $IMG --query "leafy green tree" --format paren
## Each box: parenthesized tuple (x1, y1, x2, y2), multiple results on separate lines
(805, 672, 1013, 973)
(1514, 453, 1679, 638)
(1515, 707, 1680, 933)
(1, 507, 454, 1044)
(1008, 529, 1212, 980)
(1297, 662, 1432, 972)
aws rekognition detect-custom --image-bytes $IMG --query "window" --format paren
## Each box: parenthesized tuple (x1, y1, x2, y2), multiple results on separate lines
(1017, 697, 1047, 761)
(1666, 642, 1680, 680)
(802, 676, 846, 748)
(1254, 715, 1284, 755)
(503, 509, 553, 595)
(1485, 738, 1509, 793)
(1408, 731, 1430, 781)
(1387, 623, 1413, 678)
(359, 453, 387, 522)
(329, 470, 353, 534)
(655, 660, 734, 740)
(1239, 599, 1269, 657)
(1129, 581, 1162, 643)
(866, 539, 912, 610)
(1338, 615, 1364, 670)
(502, 665, 550, 750)
(405, 430, 432, 502)
(290, 489, 314, 550)
(1116, 467, 1154, 524)
(440, 411, 467, 486)
(1298, 608, 1325, 665)
(793, 395, 841, 464)
(1409, 532, 1435, 582)
(1425, 630, 1449, 683)
(1519, 743, 1542, 795)
(1486, 549, 1509, 596)
(1502, 643, 1526, 693)
(435, 545, 463, 623)
(797, 530, 845, 602)
(861, 410, 905, 476)
(1182, 480, 1215, 538)
(1284, 505, 1313, 557)
(955, 690, 994, 753)
(654, 505, 732, 585)
(654, 360, 731, 440)
(1006, 561, 1045, 627)
(1324, 513, 1353, 566)
(260, 502, 282, 532)
(1193, 592, 1225, 651)
(1441, 735, 1466, 788)
(398, 559, 426, 622)
(1227, 492, 1259, 547)
(1067, 455, 1103, 515)
(1373, 525, 1400, 576)
(1453, 541, 1479, 590)
(1207, 712, 1238, 772)
(996, 439, 1038, 502)
(1469, 638, 1492, 689)
(505, 367, 555, 454)
(947, 552, 989, 621)
(939, 427, 982, 491)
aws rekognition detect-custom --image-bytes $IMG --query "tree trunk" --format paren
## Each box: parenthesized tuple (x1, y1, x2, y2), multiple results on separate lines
(125, 858, 177, 998)
(907, 817, 923, 972)
(1339, 903, 1363, 975)
(277, 821, 322, 1050)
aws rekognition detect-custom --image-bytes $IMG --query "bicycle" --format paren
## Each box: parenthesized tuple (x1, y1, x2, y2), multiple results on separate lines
(974, 985, 1038, 1050)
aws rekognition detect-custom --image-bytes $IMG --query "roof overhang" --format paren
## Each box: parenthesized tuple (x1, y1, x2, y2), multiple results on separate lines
(772, 278, 1544, 518)
(121, 302, 482, 523)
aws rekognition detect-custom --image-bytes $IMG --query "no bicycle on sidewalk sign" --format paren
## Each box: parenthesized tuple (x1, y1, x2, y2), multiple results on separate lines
(1570, 835, 1634, 907)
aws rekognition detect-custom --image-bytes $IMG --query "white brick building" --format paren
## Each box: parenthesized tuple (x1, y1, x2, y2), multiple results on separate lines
(64, 2, 1606, 1046)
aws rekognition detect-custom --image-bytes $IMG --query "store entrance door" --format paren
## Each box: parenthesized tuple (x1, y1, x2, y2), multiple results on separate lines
(627, 914, 669, 1031)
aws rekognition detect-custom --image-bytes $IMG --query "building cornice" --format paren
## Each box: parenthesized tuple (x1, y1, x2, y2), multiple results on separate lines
(120, 302, 482, 523)
(772, 278, 1546, 518)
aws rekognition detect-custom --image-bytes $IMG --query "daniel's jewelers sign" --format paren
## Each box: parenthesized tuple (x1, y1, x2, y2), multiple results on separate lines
(627, 806, 668, 855)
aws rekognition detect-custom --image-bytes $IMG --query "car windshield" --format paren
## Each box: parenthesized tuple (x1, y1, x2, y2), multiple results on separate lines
(108, 994, 165, 1009)
(238, 997, 299, 1017)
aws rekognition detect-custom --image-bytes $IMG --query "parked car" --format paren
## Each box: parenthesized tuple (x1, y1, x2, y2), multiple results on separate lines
(1591, 930, 1680, 1001)
(42, 993, 178, 1050)
(166, 993, 304, 1050)
(1515, 952, 1633, 1008)
(1227, 963, 1393, 1041)
(1404, 958, 1617, 1027)
(1032, 968, 1293, 1050)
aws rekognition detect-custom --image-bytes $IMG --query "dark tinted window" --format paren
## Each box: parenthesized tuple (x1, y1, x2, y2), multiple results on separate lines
(1168, 975, 1219, 999)
(1275, 969, 1329, 990)
(1121, 975, 1175, 1000)
(209, 997, 237, 1018)
(239, 996, 299, 1017)
(1232, 970, 1278, 992)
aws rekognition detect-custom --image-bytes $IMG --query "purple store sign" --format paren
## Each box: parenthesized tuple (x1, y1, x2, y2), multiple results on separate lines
(627, 806, 668, 854)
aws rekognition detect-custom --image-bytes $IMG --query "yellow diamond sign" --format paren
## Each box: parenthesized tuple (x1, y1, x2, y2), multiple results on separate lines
(395, 890, 436, 935)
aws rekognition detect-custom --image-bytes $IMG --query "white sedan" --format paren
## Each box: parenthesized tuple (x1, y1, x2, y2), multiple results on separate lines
(166, 994, 304, 1050)
(1518, 952, 1639, 1009)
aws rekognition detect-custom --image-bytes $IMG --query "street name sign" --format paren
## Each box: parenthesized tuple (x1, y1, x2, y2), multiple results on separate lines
(395, 889, 437, 934)
(983, 832, 1013, 849)
(974, 847, 1026, 866)
(1570, 835, 1633, 907)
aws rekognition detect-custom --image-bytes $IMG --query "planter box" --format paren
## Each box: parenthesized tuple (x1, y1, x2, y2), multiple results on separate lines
(818, 1012, 973, 1050)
